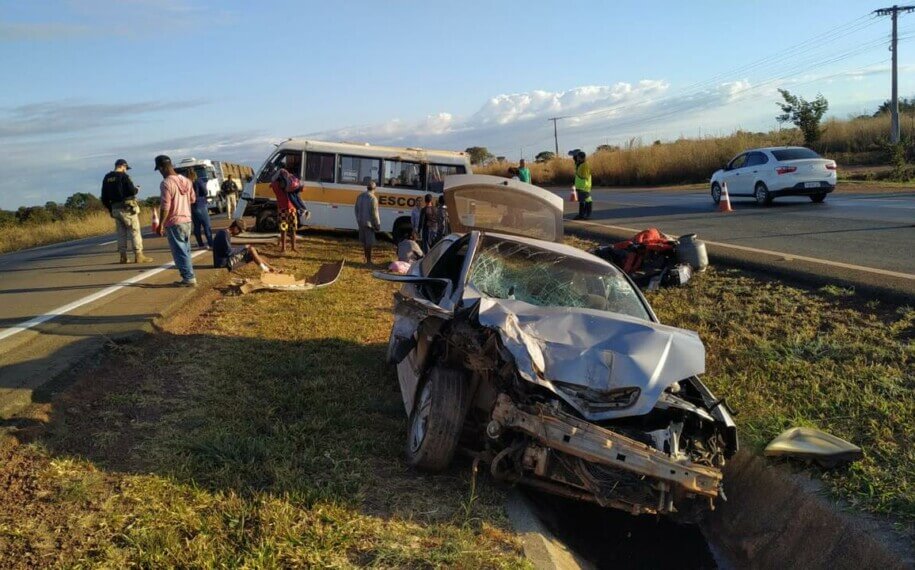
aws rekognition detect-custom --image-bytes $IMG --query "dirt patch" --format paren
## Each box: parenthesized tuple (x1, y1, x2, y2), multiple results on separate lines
(704, 451, 914, 568)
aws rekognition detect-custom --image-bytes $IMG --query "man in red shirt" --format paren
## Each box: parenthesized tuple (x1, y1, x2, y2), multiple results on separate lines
(155, 155, 197, 286)
(270, 168, 298, 253)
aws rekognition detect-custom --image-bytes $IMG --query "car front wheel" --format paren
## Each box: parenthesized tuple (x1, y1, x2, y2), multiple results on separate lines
(810, 193, 827, 203)
(755, 183, 772, 206)
(405, 366, 468, 471)
(711, 183, 722, 205)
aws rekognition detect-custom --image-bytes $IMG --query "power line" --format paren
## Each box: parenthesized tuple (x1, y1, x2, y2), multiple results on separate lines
(567, 15, 883, 124)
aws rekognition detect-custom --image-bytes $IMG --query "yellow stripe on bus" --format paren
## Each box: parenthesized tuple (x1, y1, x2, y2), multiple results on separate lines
(254, 183, 427, 209)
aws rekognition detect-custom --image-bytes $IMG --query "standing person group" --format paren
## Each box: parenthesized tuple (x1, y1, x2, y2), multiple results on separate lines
(155, 154, 198, 287)
(187, 168, 213, 250)
(100, 159, 153, 264)
(572, 150, 593, 220)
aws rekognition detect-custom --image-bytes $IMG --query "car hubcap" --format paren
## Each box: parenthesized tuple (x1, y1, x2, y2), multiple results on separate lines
(712, 186, 721, 201)
(409, 382, 433, 452)
(757, 186, 766, 202)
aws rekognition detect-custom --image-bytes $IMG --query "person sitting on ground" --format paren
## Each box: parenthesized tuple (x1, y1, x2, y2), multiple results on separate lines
(212, 219, 275, 272)
(397, 234, 424, 263)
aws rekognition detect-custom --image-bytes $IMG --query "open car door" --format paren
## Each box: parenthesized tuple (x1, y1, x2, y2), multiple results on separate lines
(444, 175, 564, 243)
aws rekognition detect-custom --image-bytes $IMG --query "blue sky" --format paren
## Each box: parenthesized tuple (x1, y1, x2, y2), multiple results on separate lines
(1, 0, 913, 209)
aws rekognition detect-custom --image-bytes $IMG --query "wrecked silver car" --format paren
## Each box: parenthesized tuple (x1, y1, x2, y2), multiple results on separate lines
(374, 175, 737, 519)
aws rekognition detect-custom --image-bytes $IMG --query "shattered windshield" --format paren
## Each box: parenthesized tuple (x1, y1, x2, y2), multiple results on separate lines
(468, 237, 650, 320)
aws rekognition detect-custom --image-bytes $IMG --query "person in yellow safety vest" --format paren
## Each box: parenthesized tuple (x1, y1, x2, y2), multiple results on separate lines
(572, 149, 592, 220)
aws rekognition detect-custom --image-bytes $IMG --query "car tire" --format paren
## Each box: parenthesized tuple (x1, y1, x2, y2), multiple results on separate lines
(754, 182, 773, 206)
(711, 183, 722, 205)
(405, 365, 468, 472)
(810, 193, 827, 203)
(256, 208, 278, 233)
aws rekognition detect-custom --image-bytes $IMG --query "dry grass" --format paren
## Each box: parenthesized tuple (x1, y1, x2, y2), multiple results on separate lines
(0, 210, 153, 255)
(477, 114, 912, 187)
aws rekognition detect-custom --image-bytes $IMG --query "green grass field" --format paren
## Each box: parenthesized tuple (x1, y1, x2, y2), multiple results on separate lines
(0, 233, 911, 567)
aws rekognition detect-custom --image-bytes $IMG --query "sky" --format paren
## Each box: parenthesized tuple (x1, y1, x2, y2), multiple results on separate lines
(1, 0, 913, 209)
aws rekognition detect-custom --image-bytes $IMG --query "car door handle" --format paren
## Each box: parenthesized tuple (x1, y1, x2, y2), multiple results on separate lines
(752, 170, 758, 173)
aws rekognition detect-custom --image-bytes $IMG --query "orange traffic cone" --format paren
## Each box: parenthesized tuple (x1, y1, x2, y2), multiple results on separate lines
(569, 187, 578, 202)
(151, 208, 160, 234)
(719, 182, 734, 213)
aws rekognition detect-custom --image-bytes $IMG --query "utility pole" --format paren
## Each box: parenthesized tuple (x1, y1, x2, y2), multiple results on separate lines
(874, 5, 915, 143)
(547, 117, 565, 156)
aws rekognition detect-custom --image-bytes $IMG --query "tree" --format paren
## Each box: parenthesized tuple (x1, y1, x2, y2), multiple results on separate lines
(776, 89, 829, 146)
(64, 192, 104, 212)
(16, 206, 52, 225)
(44, 201, 64, 221)
(464, 146, 494, 165)
(534, 151, 555, 163)
(0, 210, 16, 228)
(873, 97, 915, 117)
(595, 144, 619, 153)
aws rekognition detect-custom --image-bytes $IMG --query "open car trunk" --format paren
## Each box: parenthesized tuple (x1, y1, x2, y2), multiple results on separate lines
(444, 175, 564, 243)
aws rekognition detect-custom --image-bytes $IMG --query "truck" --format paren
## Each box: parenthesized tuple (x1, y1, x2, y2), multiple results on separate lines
(173, 158, 255, 214)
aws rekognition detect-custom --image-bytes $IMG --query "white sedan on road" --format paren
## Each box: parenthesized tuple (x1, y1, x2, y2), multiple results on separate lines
(710, 147, 837, 206)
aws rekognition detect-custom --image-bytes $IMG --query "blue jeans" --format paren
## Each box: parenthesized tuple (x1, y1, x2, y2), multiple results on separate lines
(166, 223, 196, 282)
(191, 204, 213, 248)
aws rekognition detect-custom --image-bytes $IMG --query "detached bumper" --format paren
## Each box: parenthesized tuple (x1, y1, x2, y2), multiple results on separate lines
(490, 395, 722, 515)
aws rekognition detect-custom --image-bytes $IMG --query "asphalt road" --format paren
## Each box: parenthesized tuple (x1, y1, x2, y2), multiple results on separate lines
(0, 229, 220, 417)
(560, 188, 915, 275)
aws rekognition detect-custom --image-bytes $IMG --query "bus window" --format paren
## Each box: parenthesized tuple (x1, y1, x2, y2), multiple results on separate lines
(257, 151, 303, 183)
(383, 160, 423, 190)
(338, 155, 380, 186)
(305, 152, 336, 183)
(427, 163, 467, 193)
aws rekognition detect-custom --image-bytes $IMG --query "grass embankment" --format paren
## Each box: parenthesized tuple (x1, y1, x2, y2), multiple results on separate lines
(651, 273, 913, 523)
(0, 234, 911, 567)
(0, 209, 153, 255)
(479, 113, 912, 187)
(0, 236, 526, 568)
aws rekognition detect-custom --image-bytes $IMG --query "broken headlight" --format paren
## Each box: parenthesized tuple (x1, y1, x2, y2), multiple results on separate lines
(554, 383, 641, 410)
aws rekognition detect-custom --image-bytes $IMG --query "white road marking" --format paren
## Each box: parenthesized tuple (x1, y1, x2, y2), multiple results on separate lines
(572, 220, 915, 281)
(98, 240, 117, 246)
(0, 249, 209, 343)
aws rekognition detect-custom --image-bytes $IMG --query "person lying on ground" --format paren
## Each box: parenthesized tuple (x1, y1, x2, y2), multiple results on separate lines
(212, 219, 275, 272)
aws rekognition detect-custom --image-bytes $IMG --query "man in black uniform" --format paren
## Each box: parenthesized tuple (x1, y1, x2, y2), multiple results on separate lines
(101, 159, 153, 264)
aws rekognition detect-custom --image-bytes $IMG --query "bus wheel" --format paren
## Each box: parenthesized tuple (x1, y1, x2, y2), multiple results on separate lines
(256, 208, 278, 233)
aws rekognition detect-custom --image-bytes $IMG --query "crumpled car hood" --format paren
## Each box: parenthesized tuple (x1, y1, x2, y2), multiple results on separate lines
(475, 296, 705, 420)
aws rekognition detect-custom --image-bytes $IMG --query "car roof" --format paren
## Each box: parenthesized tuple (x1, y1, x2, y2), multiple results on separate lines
(741, 146, 814, 153)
